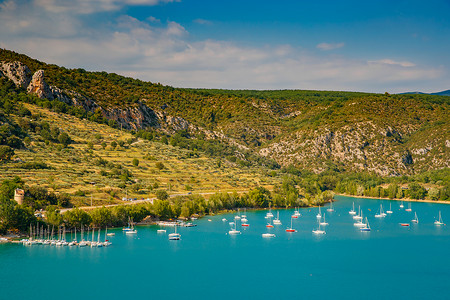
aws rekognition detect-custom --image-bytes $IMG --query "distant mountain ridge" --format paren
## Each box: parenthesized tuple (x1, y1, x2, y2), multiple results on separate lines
(400, 90, 450, 96)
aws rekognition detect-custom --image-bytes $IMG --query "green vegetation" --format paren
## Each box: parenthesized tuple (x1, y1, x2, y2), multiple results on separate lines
(0, 48, 449, 235)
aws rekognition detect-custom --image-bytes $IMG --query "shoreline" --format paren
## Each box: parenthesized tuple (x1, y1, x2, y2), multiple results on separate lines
(334, 193, 450, 205)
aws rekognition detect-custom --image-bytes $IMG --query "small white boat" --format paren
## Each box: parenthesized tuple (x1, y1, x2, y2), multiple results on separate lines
(273, 211, 282, 225)
(106, 233, 115, 236)
(360, 217, 371, 231)
(292, 207, 301, 218)
(228, 219, 241, 235)
(241, 217, 248, 223)
(400, 201, 404, 208)
(375, 204, 386, 218)
(169, 226, 181, 240)
(228, 230, 241, 235)
(312, 221, 326, 235)
(405, 202, 412, 212)
(222, 218, 227, 222)
(319, 214, 329, 226)
(326, 201, 334, 212)
(157, 229, 167, 233)
(434, 211, 444, 225)
(349, 202, 356, 215)
(265, 204, 274, 219)
(353, 206, 363, 220)
(241, 208, 247, 219)
(354, 212, 366, 227)
(316, 206, 322, 219)
(262, 233, 275, 238)
(411, 212, 419, 224)
(386, 203, 393, 214)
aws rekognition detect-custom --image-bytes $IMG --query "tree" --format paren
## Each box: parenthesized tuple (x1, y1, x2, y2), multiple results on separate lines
(0, 145, 14, 161)
(63, 208, 91, 229)
(132, 158, 139, 166)
(248, 187, 271, 208)
(110, 141, 117, 149)
(155, 162, 165, 170)
(155, 189, 169, 200)
(58, 132, 71, 147)
(407, 183, 426, 200)
(89, 207, 113, 228)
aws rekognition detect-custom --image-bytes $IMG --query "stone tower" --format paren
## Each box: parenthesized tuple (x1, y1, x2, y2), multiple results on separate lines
(14, 189, 24, 205)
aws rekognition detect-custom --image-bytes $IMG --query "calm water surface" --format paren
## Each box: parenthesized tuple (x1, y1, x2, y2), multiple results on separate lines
(1, 195, 449, 300)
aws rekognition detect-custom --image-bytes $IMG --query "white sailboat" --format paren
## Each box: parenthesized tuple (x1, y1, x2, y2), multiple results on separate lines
(291, 207, 300, 219)
(90, 228, 97, 247)
(360, 217, 371, 231)
(265, 204, 274, 219)
(353, 206, 363, 220)
(125, 219, 137, 234)
(96, 229, 103, 247)
(354, 212, 366, 227)
(103, 227, 112, 246)
(122, 218, 133, 231)
(273, 211, 282, 225)
(228, 218, 241, 235)
(349, 202, 356, 215)
(316, 206, 322, 219)
(411, 212, 419, 224)
(169, 225, 181, 240)
(375, 204, 386, 218)
(312, 220, 326, 235)
(319, 213, 329, 226)
(327, 200, 334, 212)
(79, 225, 88, 247)
(386, 203, 393, 214)
(400, 201, 404, 208)
(434, 211, 444, 225)
(405, 202, 412, 212)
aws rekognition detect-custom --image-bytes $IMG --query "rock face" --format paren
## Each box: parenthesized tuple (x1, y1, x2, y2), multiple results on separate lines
(27, 70, 54, 99)
(0, 61, 32, 88)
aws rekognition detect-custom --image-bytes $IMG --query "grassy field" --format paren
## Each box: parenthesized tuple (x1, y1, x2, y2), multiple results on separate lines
(1, 103, 281, 207)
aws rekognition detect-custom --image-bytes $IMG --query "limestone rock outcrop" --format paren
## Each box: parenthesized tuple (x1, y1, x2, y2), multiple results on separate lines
(0, 61, 32, 88)
(27, 70, 54, 99)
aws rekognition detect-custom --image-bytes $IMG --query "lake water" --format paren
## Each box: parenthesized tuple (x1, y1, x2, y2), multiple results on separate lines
(1, 195, 449, 300)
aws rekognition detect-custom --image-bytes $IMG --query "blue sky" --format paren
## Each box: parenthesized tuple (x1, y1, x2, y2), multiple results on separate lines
(0, 0, 449, 93)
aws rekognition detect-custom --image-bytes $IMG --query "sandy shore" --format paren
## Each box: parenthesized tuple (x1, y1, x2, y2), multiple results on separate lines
(334, 193, 450, 205)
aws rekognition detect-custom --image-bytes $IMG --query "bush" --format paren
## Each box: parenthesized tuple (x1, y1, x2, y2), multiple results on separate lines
(132, 158, 139, 166)
(155, 189, 169, 200)
(0, 145, 14, 161)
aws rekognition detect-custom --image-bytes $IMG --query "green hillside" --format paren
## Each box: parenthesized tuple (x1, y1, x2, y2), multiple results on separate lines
(0, 48, 449, 216)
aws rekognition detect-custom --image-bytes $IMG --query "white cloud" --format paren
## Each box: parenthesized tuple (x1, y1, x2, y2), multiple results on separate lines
(368, 59, 416, 68)
(193, 19, 213, 25)
(34, 0, 178, 14)
(316, 42, 345, 51)
(0, 1, 447, 93)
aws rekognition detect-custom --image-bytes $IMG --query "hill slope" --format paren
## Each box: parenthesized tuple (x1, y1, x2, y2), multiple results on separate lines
(1, 48, 449, 176)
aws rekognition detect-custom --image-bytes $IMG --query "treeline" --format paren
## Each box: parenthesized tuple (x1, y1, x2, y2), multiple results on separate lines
(282, 164, 450, 201)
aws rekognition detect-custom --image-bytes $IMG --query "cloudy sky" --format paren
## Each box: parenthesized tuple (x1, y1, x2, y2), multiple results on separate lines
(1, 0, 449, 93)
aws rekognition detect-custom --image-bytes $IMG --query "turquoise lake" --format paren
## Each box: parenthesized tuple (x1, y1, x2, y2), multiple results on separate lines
(1, 195, 449, 300)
